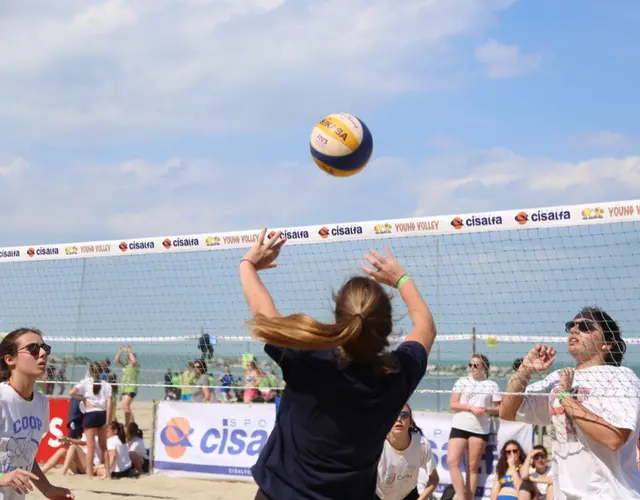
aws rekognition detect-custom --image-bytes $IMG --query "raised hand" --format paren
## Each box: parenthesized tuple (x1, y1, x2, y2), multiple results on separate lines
(362, 248, 407, 288)
(521, 345, 556, 374)
(242, 228, 287, 271)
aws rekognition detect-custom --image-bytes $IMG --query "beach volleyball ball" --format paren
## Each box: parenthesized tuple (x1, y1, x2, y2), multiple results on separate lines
(310, 113, 373, 177)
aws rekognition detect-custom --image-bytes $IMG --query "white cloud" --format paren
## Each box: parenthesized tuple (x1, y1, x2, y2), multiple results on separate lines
(412, 149, 640, 217)
(0, 0, 517, 142)
(0, 148, 637, 246)
(474, 38, 541, 78)
(575, 131, 637, 150)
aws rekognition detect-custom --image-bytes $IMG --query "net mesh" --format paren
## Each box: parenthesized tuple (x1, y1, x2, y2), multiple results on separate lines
(0, 201, 638, 410)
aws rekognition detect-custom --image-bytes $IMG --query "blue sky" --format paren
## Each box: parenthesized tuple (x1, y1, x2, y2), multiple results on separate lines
(0, 0, 639, 369)
(0, 0, 638, 244)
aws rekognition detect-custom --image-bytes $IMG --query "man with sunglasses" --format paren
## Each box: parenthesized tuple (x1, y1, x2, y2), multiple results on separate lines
(500, 307, 640, 499)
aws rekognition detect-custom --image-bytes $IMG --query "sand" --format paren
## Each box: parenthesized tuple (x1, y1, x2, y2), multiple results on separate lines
(34, 400, 260, 499)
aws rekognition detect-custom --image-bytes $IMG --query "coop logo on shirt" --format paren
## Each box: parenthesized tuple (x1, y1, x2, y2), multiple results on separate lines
(0, 416, 44, 473)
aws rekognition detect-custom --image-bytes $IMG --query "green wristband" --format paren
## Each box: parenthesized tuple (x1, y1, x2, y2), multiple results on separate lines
(557, 391, 572, 402)
(395, 274, 411, 288)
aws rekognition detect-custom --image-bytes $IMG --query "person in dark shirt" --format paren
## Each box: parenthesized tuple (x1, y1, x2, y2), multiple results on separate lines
(239, 229, 436, 500)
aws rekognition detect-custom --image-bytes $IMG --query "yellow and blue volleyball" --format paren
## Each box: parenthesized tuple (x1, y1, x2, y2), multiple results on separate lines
(309, 113, 373, 177)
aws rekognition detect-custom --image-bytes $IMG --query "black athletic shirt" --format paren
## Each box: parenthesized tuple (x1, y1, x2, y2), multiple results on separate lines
(251, 341, 428, 500)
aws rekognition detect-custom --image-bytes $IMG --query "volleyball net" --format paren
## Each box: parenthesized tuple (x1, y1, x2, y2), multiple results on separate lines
(1, 199, 639, 404)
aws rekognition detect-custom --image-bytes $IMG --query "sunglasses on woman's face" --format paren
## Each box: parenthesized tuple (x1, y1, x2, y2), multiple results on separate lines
(505, 449, 519, 455)
(468, 363, 482, 368)
(565, 319, 596, 334)
(398, 411, 410, 420)
(19, 342, 51, 357)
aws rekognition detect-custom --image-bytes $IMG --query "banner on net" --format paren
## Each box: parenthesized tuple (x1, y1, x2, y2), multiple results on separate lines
(152, 401, 534, 496)
(152, 401, 276, 481)
(412, 411, 533, 499)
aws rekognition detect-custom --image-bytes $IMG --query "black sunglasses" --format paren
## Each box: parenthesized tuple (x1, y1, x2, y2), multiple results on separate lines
(19, 342, 51, 357)
(468, 363, 482, 368)
(565, 319, 597, 333)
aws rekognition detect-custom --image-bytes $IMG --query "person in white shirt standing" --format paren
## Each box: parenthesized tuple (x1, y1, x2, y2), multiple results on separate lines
(0, 328, 74, 499)
(377, 404, 439, 500)
(500, 306, 640, 499)
(447, 353, 501, 500)
(68, 362, 112, 479)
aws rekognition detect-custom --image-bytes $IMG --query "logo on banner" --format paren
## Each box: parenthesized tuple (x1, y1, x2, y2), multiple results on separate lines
(162, 238, 200, 249)
(200, 417, 268, 456)
(451, 215, 502, 230)
(515, 210, 570, 225)
(160, 417, 194, 459)
(373, 223, 392, 235)
(205, 236, 220, 246)
(27, 247, 59, 258)
(119, 240, 155, 252)
(581, 208, 603, 220)
(318, 225, 363, 239)
(268, 229, 310, 240)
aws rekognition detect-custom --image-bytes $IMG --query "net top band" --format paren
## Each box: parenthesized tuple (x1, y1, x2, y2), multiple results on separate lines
(1, 199, 638, 263)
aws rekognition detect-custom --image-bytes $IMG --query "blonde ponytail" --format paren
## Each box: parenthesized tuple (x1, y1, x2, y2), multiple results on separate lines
(247, 313, 362, 350)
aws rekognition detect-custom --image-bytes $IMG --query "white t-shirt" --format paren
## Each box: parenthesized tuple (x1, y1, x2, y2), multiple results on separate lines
(516, 365, 640, 499)
(128, 437, 148, 460)
(73, 378, 112, 413)
(80, 434, 103, 466)
(106, 435, 132, 473)
(376, 433, 436, 500)
(451, 377, 502, 434)
(0, 383, 49, 500)
(530, 466, 551, 495)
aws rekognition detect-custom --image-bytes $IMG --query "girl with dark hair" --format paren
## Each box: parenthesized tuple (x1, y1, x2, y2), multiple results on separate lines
(376, 404, 439, 500)
(489, 440, 537, 500)
(125, 422, 149, 474)
(447, 353, 501, 500)
(501, 307, 640, 498)
(69, 361, 112, 479)
(240, 230, 436, 500)
(101, 421, 136, 479)
(0, 328, 74, 499)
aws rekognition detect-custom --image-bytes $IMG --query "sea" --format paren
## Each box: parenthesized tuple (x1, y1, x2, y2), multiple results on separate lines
(47, 349, 640, 413)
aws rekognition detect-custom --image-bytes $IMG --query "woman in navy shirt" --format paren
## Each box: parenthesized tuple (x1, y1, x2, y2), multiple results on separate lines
(240, 229, 437, 500)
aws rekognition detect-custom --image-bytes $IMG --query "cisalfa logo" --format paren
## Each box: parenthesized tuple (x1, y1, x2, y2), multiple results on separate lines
(119, 241, 128, 252)
(318, 226, 330, 239)
(450, 217, 463, 230)
(159, 417, 194, 460)
(515, 212, 528, 225)
(162, 238, 172, 249)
